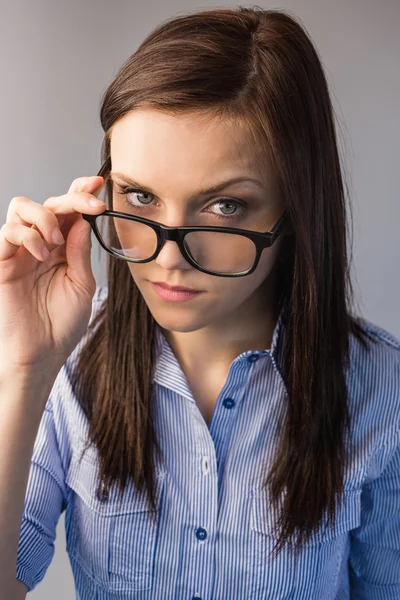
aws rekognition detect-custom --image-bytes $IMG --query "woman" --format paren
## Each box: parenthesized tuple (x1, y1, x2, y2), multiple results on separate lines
(0, 6, 399, 599)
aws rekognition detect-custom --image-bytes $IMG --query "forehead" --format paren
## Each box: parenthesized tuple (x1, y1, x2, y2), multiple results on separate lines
(109, 109, 273, 184)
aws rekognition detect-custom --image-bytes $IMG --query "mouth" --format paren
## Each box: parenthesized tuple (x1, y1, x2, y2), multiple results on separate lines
(151, 281, 202, 293)
(149, 281, 204, 303)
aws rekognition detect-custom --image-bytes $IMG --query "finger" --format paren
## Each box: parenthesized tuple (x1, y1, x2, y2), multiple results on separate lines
(6, 197, 67, 246)
(7, 197, 68, 232)
(41, 190, 107, 248)
(7, 174, 107, 229)
(61, 175, 109, 288)
(43, 176, 107, 237)
(7, 190, 106, 250)
(0, 222, 50, 262)
(42, 190, 107, 214)
(63, 216, 95, 290)
(67, 175, 106, 197)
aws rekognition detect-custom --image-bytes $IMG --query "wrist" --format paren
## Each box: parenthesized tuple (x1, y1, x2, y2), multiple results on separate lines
(0, 365, 59, 397)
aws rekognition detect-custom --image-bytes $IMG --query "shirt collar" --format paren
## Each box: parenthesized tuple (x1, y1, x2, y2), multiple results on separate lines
(151, 298, 288, 387)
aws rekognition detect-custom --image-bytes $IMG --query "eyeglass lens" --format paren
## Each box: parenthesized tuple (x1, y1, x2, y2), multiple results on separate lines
(95, 215, 257, 274)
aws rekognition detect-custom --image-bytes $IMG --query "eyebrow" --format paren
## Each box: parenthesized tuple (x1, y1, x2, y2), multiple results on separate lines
(110, 172, 267, 197)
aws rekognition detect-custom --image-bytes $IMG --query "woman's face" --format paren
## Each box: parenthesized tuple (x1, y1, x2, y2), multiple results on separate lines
(109, 109, 285, 333)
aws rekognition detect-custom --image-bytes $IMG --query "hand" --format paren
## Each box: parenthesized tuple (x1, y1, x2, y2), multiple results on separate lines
(0, 175, 108, 376)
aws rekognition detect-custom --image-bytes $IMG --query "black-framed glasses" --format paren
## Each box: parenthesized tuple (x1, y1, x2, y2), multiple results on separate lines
(82, 159, 289, 277)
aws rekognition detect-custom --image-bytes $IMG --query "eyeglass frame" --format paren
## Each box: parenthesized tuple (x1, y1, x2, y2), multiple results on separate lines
(81, 159, 290, 278)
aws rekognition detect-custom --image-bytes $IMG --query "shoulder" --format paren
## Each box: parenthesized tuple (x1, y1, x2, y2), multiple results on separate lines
(352, 315, 400, 352)
(347, 315, 400, 398)
(346, 315, 400, 482)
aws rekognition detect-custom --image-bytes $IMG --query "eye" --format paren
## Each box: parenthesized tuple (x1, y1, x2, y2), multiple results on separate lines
(116, 186, 247, 220)
(116, 187, 154, 207)
(206, 199, 247, 219)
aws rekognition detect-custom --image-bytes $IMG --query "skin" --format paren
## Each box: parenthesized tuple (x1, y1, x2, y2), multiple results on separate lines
(109, 109, 286, 421)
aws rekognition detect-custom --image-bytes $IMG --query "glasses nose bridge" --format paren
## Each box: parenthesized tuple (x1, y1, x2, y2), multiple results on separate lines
(158, 225, 182, 245)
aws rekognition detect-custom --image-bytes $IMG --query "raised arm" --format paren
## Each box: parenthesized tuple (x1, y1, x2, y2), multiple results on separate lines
(0, 372, 56, 598)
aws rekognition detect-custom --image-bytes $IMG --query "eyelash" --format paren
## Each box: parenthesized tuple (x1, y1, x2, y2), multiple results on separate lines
(115, 186, 247, 220)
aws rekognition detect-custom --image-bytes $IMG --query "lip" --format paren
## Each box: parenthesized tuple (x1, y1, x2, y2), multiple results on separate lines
(152, 281, 201, 292)
(150, 281, 203, 302)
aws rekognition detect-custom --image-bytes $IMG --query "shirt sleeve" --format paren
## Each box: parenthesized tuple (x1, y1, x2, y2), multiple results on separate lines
(15, 284, 107, 591)
(15, 392, 68, 592)
(349, 428, 400, 598)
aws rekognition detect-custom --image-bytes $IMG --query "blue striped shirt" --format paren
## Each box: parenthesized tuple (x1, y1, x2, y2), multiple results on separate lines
(16, 285, 400, 599)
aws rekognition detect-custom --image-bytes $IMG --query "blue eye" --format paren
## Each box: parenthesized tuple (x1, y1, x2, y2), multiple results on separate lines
(116, 186, 247, 220)
(117, 187, 154, 207)
(213, 200, 242, 216)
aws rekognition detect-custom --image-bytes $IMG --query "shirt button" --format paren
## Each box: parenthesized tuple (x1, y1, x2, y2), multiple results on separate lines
(195, 527, 207, 541)
(96, 488, 109, 502)
(202, 456, 210, 475)
(247, 354, 259, 363)
(222, 397, 235, 409)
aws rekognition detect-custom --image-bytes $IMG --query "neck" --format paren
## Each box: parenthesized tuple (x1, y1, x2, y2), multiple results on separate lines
(162, 270, 280, 377)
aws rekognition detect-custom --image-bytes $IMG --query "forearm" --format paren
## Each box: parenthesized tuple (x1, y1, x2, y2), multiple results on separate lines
(0, 372, 56, 593)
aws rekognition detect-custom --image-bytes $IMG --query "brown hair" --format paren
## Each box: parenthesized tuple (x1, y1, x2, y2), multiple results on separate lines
(70, 5, 375, 557)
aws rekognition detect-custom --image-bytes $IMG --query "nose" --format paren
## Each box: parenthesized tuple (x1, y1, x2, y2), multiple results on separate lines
(154, 238, 192, 271)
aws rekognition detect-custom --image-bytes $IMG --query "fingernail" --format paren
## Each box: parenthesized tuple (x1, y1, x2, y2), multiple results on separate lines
(52, 227, 65, 245)
(88, 199, 105, 207)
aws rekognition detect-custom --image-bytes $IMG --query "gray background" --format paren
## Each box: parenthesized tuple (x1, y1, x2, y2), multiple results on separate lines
(1, 0, 399, 596)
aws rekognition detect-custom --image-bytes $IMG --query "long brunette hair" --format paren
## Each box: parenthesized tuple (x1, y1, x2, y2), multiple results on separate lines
(70, 6, 374, 556)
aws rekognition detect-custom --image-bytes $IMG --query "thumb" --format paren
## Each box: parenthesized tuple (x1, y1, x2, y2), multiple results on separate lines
(64, 210, 95, 291)
(64, 174, 106, 288)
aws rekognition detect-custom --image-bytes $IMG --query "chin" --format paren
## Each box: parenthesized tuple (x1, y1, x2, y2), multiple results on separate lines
(150, 310, 207, 333)
(144, 297, 213, 332)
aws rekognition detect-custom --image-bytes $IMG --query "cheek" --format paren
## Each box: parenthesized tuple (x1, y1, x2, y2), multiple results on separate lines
(126, 261, 148, 277)
(247, 242, 282, 287)
(124, 263, 152, 294)
(209, 245, 281, 305)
